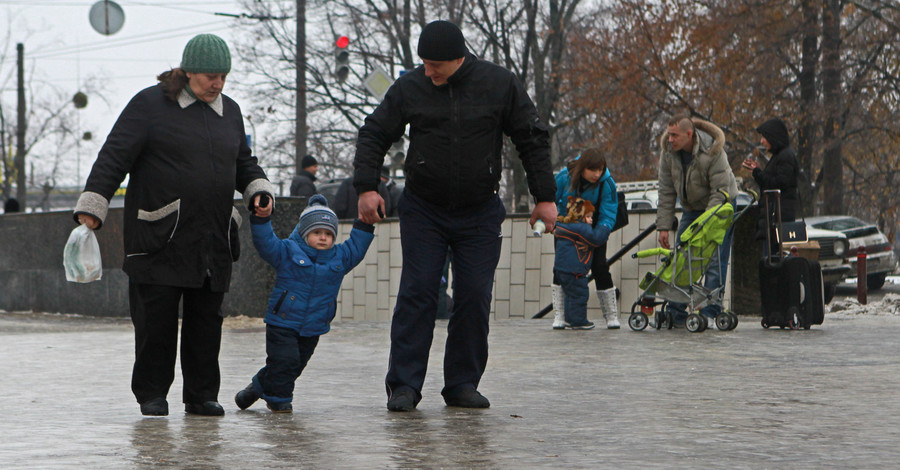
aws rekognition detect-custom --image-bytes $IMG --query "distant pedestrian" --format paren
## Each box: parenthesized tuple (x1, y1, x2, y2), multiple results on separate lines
(73, 33, 275, 417)
(657, 114, 738, 326)
(742, 118, 800, 255)
(290, 155, 319, 198)
(334, 166, 393, 219)
(3, 198, 19, 213)
(234, 194, 374, 413)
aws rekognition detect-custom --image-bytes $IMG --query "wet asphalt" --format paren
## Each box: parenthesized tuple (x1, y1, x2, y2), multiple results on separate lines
(1, 311, 899, 469)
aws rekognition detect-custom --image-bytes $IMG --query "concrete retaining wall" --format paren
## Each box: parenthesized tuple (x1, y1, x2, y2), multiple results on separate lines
(1, 198, 750, 321)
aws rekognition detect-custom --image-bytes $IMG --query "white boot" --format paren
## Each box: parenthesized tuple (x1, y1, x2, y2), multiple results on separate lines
(598, 287, 620, 329)
(551, 284, 566, 330)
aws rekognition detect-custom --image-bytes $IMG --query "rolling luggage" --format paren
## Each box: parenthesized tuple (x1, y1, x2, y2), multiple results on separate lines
(759, 190, 824, 329)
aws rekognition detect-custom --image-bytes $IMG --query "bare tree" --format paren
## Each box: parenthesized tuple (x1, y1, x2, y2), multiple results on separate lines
(230, 0, 590, 209)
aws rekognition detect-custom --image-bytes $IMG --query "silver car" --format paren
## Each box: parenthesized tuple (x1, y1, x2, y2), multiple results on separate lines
(806, 215, 898, 290)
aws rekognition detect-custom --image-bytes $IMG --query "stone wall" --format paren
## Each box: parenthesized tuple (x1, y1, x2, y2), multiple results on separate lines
(1, 199, 755, 320)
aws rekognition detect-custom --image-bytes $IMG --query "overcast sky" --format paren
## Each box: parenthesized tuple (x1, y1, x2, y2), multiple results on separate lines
(1, 0, 255, 186)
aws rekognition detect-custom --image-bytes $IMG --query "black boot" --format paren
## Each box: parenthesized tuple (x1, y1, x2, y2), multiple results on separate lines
(139, 397, 169, 416)
(234, 383, 259, 410)
(185, 401, 224, 416)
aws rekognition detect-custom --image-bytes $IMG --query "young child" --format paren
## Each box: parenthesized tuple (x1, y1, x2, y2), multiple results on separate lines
(551, 149, 619, 330)
(235, 194, 374, 413)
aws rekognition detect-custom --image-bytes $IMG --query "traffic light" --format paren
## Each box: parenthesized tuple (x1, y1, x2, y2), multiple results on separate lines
(334, 36, 350, 83)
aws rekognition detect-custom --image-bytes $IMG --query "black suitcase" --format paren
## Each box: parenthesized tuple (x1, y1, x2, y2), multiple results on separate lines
(759, 190, 825, 329)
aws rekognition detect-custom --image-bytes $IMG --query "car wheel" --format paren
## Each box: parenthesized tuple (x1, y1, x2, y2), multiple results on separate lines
(823, 283, 836, 304)
(866, 272, 887, 291)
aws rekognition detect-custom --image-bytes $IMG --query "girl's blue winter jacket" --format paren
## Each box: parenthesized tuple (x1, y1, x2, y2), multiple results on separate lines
(554, 166, 618, 231)
(251, 217, 374, 336)
(553, 167, 618, 275)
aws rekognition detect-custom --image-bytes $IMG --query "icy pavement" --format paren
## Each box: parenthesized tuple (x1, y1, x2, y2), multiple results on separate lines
(1, 312, 899, 469)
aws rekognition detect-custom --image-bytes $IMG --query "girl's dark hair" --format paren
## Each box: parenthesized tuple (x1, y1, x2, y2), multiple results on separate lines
(157, 68, 189, 101)
(567, 148, 607, 192)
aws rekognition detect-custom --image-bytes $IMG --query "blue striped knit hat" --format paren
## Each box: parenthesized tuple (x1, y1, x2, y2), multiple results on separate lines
(298, 194, 338, 239)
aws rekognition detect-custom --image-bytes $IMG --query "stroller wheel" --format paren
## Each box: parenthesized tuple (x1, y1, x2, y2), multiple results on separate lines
(686, 313, 704, 333)
(727, 312, 739, 330)
(761, 318, 770, 329)
(629, 312, 648, 331)
(714, 313, 732, 331)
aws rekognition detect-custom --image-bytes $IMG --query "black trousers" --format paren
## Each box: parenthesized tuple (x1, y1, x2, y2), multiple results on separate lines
(385, 190, 505, 402)
(253, 325, 319, 403)
(128, 279, 224, 404)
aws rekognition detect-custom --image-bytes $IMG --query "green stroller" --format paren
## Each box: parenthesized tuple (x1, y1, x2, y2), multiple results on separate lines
(628, 191, 756, 332)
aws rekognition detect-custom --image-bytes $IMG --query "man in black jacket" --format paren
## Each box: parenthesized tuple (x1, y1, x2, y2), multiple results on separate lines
(353, 20, 557, 412)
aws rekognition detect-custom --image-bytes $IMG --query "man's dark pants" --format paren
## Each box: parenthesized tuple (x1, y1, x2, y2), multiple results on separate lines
(385, 190, 505, 403)
(129, 279, 224, 404)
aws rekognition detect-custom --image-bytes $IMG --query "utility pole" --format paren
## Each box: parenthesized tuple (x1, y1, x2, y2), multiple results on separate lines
(15, 43, 26, 209)
(295, 0, 307, 177)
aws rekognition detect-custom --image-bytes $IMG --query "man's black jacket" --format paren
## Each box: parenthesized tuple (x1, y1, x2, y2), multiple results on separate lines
(353, 53, 555, 211)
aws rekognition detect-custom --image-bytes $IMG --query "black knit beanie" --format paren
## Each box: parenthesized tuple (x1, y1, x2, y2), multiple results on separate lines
(417, 20, 467, 61)
(756, 118, 790, 153)
(301, 155, 318, 169)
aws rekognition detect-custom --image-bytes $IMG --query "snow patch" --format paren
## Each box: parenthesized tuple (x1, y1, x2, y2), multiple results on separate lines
(828, 293, 900, 316)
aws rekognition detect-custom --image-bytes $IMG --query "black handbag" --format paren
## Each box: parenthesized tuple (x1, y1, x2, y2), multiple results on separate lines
(612, 191, 628, 231)
(778, 221, 808, 244)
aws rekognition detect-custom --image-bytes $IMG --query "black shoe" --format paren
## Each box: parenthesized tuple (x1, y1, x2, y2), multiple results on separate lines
(234, 383, 259, 410)
(565, 321, 595, 330)
(185, 401, 224, 416)
(443, 388, 491, 409)
(386, 388, 417, 412)
(266, 401, 293, 414)
(140, 397, 168, 416)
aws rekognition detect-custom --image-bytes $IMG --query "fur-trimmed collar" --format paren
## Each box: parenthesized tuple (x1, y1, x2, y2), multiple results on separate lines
(177, 88, 224, 116)
(659, 118, 725, 156)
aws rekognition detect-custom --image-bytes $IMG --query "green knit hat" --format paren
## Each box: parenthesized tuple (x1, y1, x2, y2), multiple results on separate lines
(181, 34, 231, 74)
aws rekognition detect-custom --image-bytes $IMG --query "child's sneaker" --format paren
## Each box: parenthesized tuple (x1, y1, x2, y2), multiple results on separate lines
(267, 401, 293, 413)
(566, 321, 595, 330)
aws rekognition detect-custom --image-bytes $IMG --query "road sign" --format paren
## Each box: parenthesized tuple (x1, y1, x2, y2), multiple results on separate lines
(363, 66, 393, 101)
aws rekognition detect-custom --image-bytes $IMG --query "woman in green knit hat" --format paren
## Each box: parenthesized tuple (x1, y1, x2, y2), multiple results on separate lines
(74, 33, 275, 417)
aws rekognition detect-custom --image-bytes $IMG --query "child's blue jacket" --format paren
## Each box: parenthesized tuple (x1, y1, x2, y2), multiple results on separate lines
(251, 217, 374, 336)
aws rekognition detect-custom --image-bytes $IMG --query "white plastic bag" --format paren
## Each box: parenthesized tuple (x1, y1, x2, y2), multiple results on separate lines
(64, 224, 103, 283)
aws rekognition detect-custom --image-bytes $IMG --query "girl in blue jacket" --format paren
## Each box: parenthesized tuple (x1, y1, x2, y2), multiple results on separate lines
(235, 194, 374, 413)
(552, 149, 620, 330)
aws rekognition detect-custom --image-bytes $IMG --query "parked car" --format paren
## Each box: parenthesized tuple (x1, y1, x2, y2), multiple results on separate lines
(790, 227, 851, 304)
(805, 215, 898, 290)
(622, 188, 754, 211)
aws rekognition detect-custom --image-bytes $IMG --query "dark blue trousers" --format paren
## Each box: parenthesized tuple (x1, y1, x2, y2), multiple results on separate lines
(385, 190, 505, 402)
(252, 325, 319, 404)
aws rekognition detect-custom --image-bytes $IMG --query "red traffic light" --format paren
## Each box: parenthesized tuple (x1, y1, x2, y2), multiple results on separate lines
(336, 36, 350, 49)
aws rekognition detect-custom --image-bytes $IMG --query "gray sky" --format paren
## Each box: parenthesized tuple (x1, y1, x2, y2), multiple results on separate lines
(1, 0, 253, 186)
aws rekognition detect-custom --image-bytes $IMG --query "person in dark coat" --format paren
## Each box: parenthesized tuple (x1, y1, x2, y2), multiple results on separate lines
(73, 34, 275, 417)
(333, 166, 393, 219)
(353, 20, 557, 412)
(290, 155, 318, 198)
(3, 198, 19, 213)
(742, 118, 800, 254)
